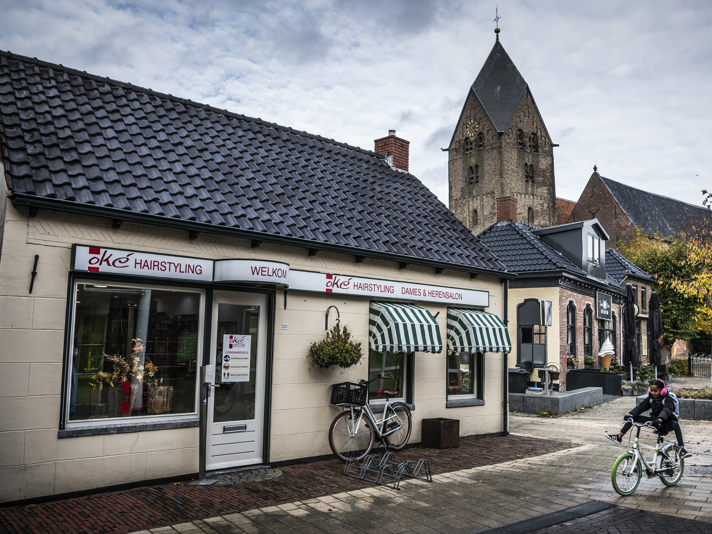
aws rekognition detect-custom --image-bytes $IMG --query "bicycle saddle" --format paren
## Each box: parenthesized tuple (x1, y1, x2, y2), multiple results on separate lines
(383, 390, 398, 398)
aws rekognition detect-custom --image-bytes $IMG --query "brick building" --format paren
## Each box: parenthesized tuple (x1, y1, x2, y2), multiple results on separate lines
(478, 203, 654, 391)
(569, 169, 712, 249)
(448, 33, 557, 234)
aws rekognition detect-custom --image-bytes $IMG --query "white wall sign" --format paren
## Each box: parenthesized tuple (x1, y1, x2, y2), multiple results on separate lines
(288, 270, 489, 307)
(214, 259, 289, 286)
(222, 334, 251, 383)
(74, 246, 213, 281)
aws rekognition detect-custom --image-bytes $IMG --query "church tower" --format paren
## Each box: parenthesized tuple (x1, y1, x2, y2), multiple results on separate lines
(448, 29, 557, 233)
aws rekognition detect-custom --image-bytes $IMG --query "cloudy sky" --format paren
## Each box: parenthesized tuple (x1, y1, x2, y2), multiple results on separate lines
(1, 0, 711, 207)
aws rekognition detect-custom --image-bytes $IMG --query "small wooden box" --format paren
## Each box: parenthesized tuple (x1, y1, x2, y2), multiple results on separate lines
(421, 418, 459, 449)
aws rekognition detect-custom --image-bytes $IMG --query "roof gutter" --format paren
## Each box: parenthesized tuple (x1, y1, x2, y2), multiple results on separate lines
(11, 193, 516, 279)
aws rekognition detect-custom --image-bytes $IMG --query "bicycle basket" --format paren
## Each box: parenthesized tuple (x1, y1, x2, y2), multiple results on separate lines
(330, 382, 368, 406)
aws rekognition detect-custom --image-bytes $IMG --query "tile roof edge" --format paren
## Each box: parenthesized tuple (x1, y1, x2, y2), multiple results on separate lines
(9, 193, 514, 278)
(606, 248, 653, 281)
(600, 175, 710, 219)
(511, 221, 588, 274)
(0, 49, 385, 162)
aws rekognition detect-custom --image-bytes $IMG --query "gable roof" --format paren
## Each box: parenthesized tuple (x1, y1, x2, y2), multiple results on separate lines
(471, 41, 528, 133)
(0, 50, 507, 275)
(600, 176, 712, 238)
(605, 248, 653, 286)
(477, 220, 587, 275)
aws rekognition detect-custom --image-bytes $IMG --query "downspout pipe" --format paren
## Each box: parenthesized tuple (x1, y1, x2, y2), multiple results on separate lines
(502, 278, 509, 435)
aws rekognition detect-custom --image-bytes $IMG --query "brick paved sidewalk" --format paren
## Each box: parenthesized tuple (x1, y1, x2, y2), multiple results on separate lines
(0, 434, 577, 534)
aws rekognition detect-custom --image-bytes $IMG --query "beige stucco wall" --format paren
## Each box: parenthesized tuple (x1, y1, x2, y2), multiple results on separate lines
(507, 286, 561, 382)
(0, 201, 506, 501)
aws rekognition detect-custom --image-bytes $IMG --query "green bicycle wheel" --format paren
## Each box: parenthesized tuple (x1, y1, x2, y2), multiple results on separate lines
(659, 444, 684, 486)
(611, 452, 642, 496)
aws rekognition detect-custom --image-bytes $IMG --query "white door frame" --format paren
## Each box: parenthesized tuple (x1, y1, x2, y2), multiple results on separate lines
(206, 290, 268, 470)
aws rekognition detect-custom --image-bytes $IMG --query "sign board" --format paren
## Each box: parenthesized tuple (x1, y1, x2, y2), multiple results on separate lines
(214, 260, 289, 286)
(288, 270, 489, 307)
(597, 292, 613, 321)
(74, 245, 213, 282)
(222, 334, 251, 383)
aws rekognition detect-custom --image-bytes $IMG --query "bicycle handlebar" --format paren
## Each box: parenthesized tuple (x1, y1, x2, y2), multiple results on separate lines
(624, 417, 656, 429)
(358, 374, 391, 386)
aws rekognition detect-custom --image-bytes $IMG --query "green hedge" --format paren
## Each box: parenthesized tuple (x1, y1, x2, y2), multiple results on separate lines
(669, 358, 689, 376)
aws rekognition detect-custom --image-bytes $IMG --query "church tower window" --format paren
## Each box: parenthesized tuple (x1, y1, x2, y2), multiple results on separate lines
(473, 209, 478, 226)
(474, 164, 479, 184)
(464, 137, 473, 154)
(477, 132, 484, 151)
(529, 134, 539, 153)
(468, 166, 475, 185)
(528, 207, 534, 224)
(517, 130, 525, 150)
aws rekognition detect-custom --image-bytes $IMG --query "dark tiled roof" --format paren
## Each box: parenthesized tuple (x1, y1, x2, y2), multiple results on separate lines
(601, 176, 712, 238)
(477, 220, 586, 275)
(471, 41, 528, 132)
(0, 50, 506, 274)
(605, 248, 653, 286)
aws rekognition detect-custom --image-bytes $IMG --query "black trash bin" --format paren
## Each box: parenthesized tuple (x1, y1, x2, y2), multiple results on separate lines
(508, 368, 529, 394)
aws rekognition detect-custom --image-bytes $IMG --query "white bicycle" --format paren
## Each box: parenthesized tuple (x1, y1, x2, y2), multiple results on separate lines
(611, 418, 684, 496)
(328, 375, 412, 462)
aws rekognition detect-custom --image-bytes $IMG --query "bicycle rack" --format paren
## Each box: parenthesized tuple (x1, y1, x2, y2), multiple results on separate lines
(344, 450, 432, 490)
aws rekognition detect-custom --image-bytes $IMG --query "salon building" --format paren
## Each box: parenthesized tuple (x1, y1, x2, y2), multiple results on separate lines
(478, 212, 653, 390)
(0, 51, 512, 502)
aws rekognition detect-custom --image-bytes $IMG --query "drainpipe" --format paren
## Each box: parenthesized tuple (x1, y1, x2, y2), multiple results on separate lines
(502, 279, 509, 435)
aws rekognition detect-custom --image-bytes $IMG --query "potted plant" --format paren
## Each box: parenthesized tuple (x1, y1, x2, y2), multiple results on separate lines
(584, 356, 596, 368)
(308, 324, 363, 370)
(90, 338, 163, 416)
(566, 354, 578, 369)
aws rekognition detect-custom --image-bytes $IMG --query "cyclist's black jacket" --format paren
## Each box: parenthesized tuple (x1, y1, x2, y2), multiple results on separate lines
(630, 393, 676, 421)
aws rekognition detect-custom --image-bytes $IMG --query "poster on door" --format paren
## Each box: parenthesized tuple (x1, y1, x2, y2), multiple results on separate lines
(222, 334, 251, 382)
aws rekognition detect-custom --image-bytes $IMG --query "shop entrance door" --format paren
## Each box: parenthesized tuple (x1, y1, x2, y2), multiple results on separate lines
(207, 291, 267, 470)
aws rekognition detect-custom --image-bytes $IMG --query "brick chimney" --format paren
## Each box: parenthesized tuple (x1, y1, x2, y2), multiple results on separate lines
(374, 130, 409, 172)
(497, 197, 518, 222)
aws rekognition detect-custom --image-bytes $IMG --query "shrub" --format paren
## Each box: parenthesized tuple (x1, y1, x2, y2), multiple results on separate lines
(308, 324, 363, 370)
(668, 358, 689, 376)
(637, 365, 656, 381)
(670, 386, 712, 399)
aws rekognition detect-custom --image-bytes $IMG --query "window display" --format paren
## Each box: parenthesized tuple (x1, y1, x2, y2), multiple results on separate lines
(68, 282, 202, 422)
(447, 351, 478, 397)
(368, 350, 405, 401)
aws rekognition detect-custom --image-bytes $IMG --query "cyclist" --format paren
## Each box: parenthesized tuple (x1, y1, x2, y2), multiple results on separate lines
(606, 379, 691, 459)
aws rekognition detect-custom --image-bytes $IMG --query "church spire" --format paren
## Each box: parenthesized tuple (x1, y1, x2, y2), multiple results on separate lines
(494, 6, 501, 42)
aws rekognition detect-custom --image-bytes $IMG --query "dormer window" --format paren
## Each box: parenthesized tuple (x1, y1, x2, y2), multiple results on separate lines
(587, 234, 600, 264)
(464, 137, 473, 154)
(517, 130, 525, 150)
(477, 132, 484, 151)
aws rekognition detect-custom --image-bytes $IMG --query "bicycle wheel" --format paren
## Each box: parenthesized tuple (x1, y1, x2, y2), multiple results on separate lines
(659, 445, 684, 486)
(384, 402, 412, 450)
(611, 452, 642, 496)
(329, 409, 375, 462)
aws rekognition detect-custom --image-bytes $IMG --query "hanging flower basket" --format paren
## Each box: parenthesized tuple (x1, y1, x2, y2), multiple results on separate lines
(308, 324, 363, 370)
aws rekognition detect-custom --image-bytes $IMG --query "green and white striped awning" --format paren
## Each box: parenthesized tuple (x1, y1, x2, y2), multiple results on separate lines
(447, 309, 511, 353)
(369, 302, 443, 353)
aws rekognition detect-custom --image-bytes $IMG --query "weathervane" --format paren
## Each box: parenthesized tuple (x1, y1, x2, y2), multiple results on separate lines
(494, 5, 501, 41)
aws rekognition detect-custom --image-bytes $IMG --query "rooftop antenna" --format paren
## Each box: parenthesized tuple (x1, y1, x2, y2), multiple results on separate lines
(494, 5, 501, 41)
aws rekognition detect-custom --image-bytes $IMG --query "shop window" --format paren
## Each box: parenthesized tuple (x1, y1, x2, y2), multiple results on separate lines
(599, 314, 616, 356)
(68, 282, 202, 423)
(369, 350, 409, 402)
(641, 287, 647, 311)
(447, 351, 483, 398)
(583, 304, 593, 357)
(477, 132, 484, 151)
(566, 302, 576, 356)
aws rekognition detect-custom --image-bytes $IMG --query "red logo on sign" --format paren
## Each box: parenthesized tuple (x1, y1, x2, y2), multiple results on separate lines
(86, 249, 133, 272)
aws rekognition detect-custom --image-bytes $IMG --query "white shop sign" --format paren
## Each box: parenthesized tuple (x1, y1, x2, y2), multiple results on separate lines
(73, 245, 214, 281)
(222, 334, 251, 383)
(214, 259, 289, 286)
(288, 270, 489, 307)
